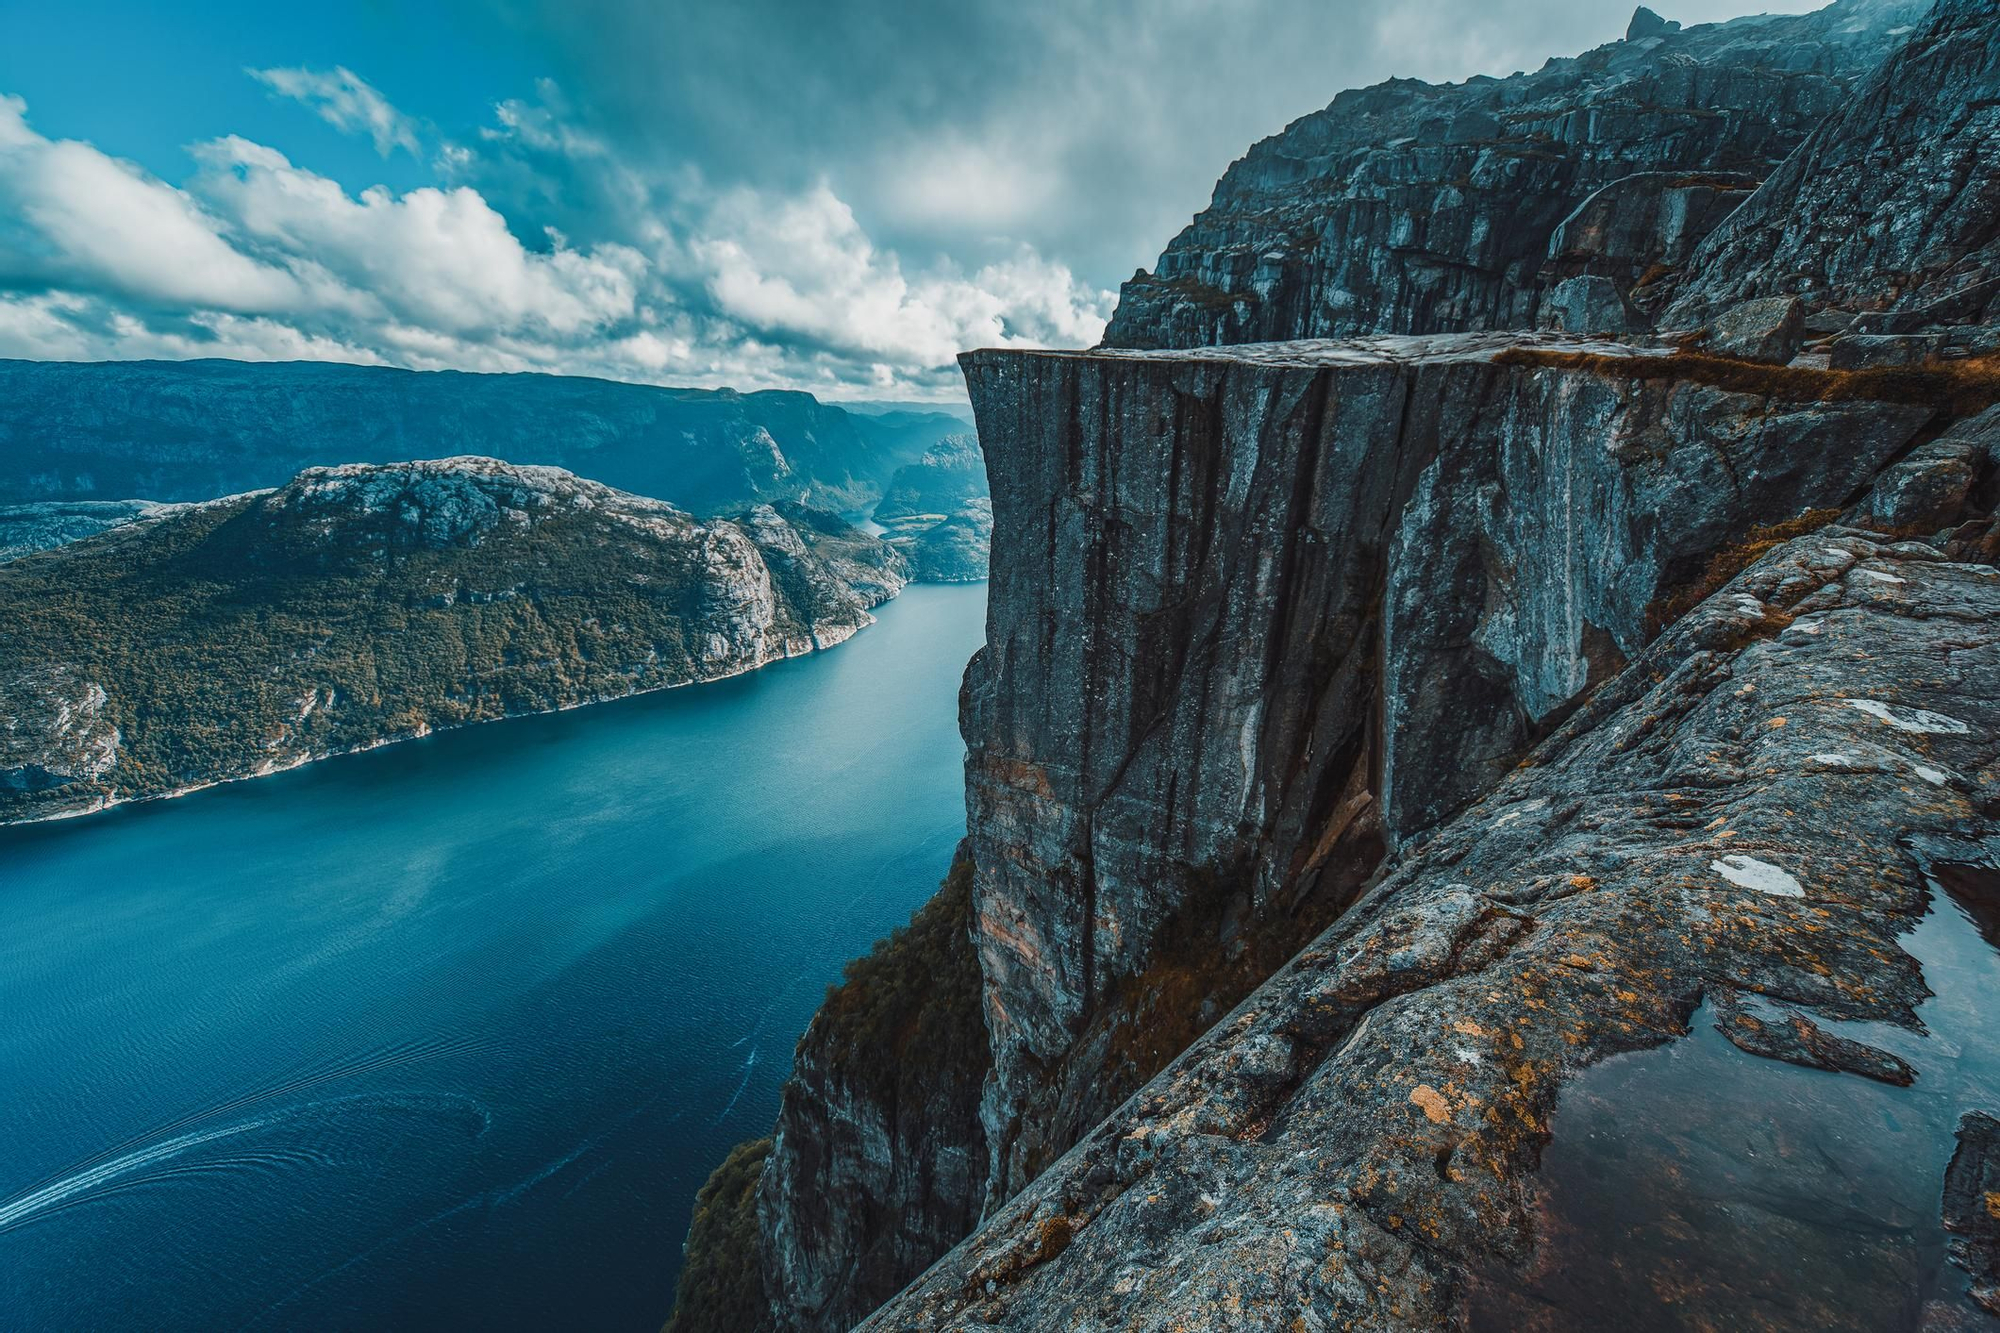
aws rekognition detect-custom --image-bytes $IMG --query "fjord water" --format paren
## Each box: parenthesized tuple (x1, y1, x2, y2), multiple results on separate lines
(0, 583, 986, 1331)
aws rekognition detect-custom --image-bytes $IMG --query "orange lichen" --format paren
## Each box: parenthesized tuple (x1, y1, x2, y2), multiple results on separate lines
(1410, 1084, 1452, 1125)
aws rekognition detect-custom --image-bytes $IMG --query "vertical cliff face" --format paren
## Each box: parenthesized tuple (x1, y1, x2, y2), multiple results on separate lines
(753, 857, 990, 1332)
(958, 334, 1933, 1198)
(670, 5, 2000, 1329)
(864, 454, 2000, 1330)
(1100, 0, 1930, 351)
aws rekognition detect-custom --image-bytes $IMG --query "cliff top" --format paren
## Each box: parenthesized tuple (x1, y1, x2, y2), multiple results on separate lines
(964, 332, 1669, 371)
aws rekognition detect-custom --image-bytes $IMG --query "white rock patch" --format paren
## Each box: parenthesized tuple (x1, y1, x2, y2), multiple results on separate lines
(1810, 752, 1862, 767)
(1711, 854, 1805, 898)
(1914, 765, 1949, 786)
(1855, 568, 1906, 585)
(1846, 699, 1972, 734)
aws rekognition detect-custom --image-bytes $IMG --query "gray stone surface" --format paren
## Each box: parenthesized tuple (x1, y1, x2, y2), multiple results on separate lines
(1829, 332, 1947, 369)
(1704, 295, 1806, 362)
(1535, 276, 1644, 336)
(1663, 0, 2000, 331)
(863, 516, 2000, 1331)
(1101, 0, 1926, 351)
(955, 336, 1927, 1209)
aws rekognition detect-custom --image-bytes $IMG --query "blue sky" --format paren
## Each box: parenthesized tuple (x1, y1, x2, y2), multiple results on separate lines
(0, 0, 1826, 398)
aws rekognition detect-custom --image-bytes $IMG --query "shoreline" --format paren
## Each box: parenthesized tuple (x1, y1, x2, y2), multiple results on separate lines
(1, 597, 914, 831)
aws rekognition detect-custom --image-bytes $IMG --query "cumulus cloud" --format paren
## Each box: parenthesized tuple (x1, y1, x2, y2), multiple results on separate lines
(249, 66, 422, 158)
(0, 87, 1109, 398)
(0, 95, 304, 313)
(1, 0, 1827, 396)
(690, 183, 1108, 365)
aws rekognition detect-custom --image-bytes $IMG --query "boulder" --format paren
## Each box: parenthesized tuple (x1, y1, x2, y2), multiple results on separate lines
(1858, 408, 1998, 533)
(1538, 276, 1644, 336)
(1829, 333, 1944, 369)
(1707, 295, 1806, 362)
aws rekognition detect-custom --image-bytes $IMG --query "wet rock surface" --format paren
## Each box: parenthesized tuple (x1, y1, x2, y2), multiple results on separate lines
(1101, 0, 1926, 351)
(1946, 1110, 2000, 1316)
(863, 518, 2000, 1332)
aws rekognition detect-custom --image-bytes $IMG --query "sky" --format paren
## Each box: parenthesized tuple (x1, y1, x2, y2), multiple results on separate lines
(0, 0, 1828, 400)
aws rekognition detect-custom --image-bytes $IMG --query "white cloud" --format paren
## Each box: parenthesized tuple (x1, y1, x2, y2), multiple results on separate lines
(0, 87, 1110, 399)
(690, 182, 1109, 366)
(248, 66, 422, 158)
(190, 136, 644, 338)
(0, 95, 305, 314)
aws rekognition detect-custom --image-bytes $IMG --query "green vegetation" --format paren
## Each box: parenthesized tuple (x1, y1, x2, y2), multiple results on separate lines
(0, 466, 895, 822)
(662, 1138, 775, 1333)
(813, 855, 987, 1105)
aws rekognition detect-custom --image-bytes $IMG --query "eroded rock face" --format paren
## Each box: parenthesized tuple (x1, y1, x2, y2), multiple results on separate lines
(753, 856, 990, 1333)
(0, 668, 120, 795)
(955, 333, 1931, 1205)
(862, 515, 2000, 1332)
(1101, 0, 1927, 351)
(1662, 0, 2000, 333)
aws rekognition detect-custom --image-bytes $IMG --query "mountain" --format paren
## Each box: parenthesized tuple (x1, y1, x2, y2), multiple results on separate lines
(671, 3, 2000, 1330)
(0, 359, 966, 518)
(1660, 0, 2000, 333)
(872, 435, 992, 582)
(0, 458, 905, 824)
(1101, 0, 1932, 350)
(833, 399, 979, 424)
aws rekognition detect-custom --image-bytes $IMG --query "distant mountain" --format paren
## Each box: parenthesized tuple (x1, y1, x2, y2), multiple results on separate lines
(0, 359, 968, 517)
(873, 435, 992, 582)
(0, 457, 907, 823)
(832, 399, 977, 424)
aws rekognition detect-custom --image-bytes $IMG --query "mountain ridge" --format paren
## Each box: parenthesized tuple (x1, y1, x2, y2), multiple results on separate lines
(0, 456, 907, 824)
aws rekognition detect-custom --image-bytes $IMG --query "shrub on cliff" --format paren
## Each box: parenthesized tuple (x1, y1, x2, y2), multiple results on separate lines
(661, 1137, 773, 1333)
(814, 855, 985, 1103)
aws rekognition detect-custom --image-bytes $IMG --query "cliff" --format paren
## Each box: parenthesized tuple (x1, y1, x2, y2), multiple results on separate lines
(0, 458, 905, 822)
(673, 3, 2000, 1328)
(1101, 0, 1931, 350)
(1662, 0, 2000, 336)
(954, 334, 1947, 1207)
(865, 453, 2000, 1330)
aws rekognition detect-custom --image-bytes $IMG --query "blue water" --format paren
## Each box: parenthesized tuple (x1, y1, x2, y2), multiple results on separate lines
(0, 583, 986, 1332)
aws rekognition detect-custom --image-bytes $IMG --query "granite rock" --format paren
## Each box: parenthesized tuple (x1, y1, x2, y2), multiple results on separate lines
(1101, 0, 1926, 351)
(863, 517, 2000, 1332)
